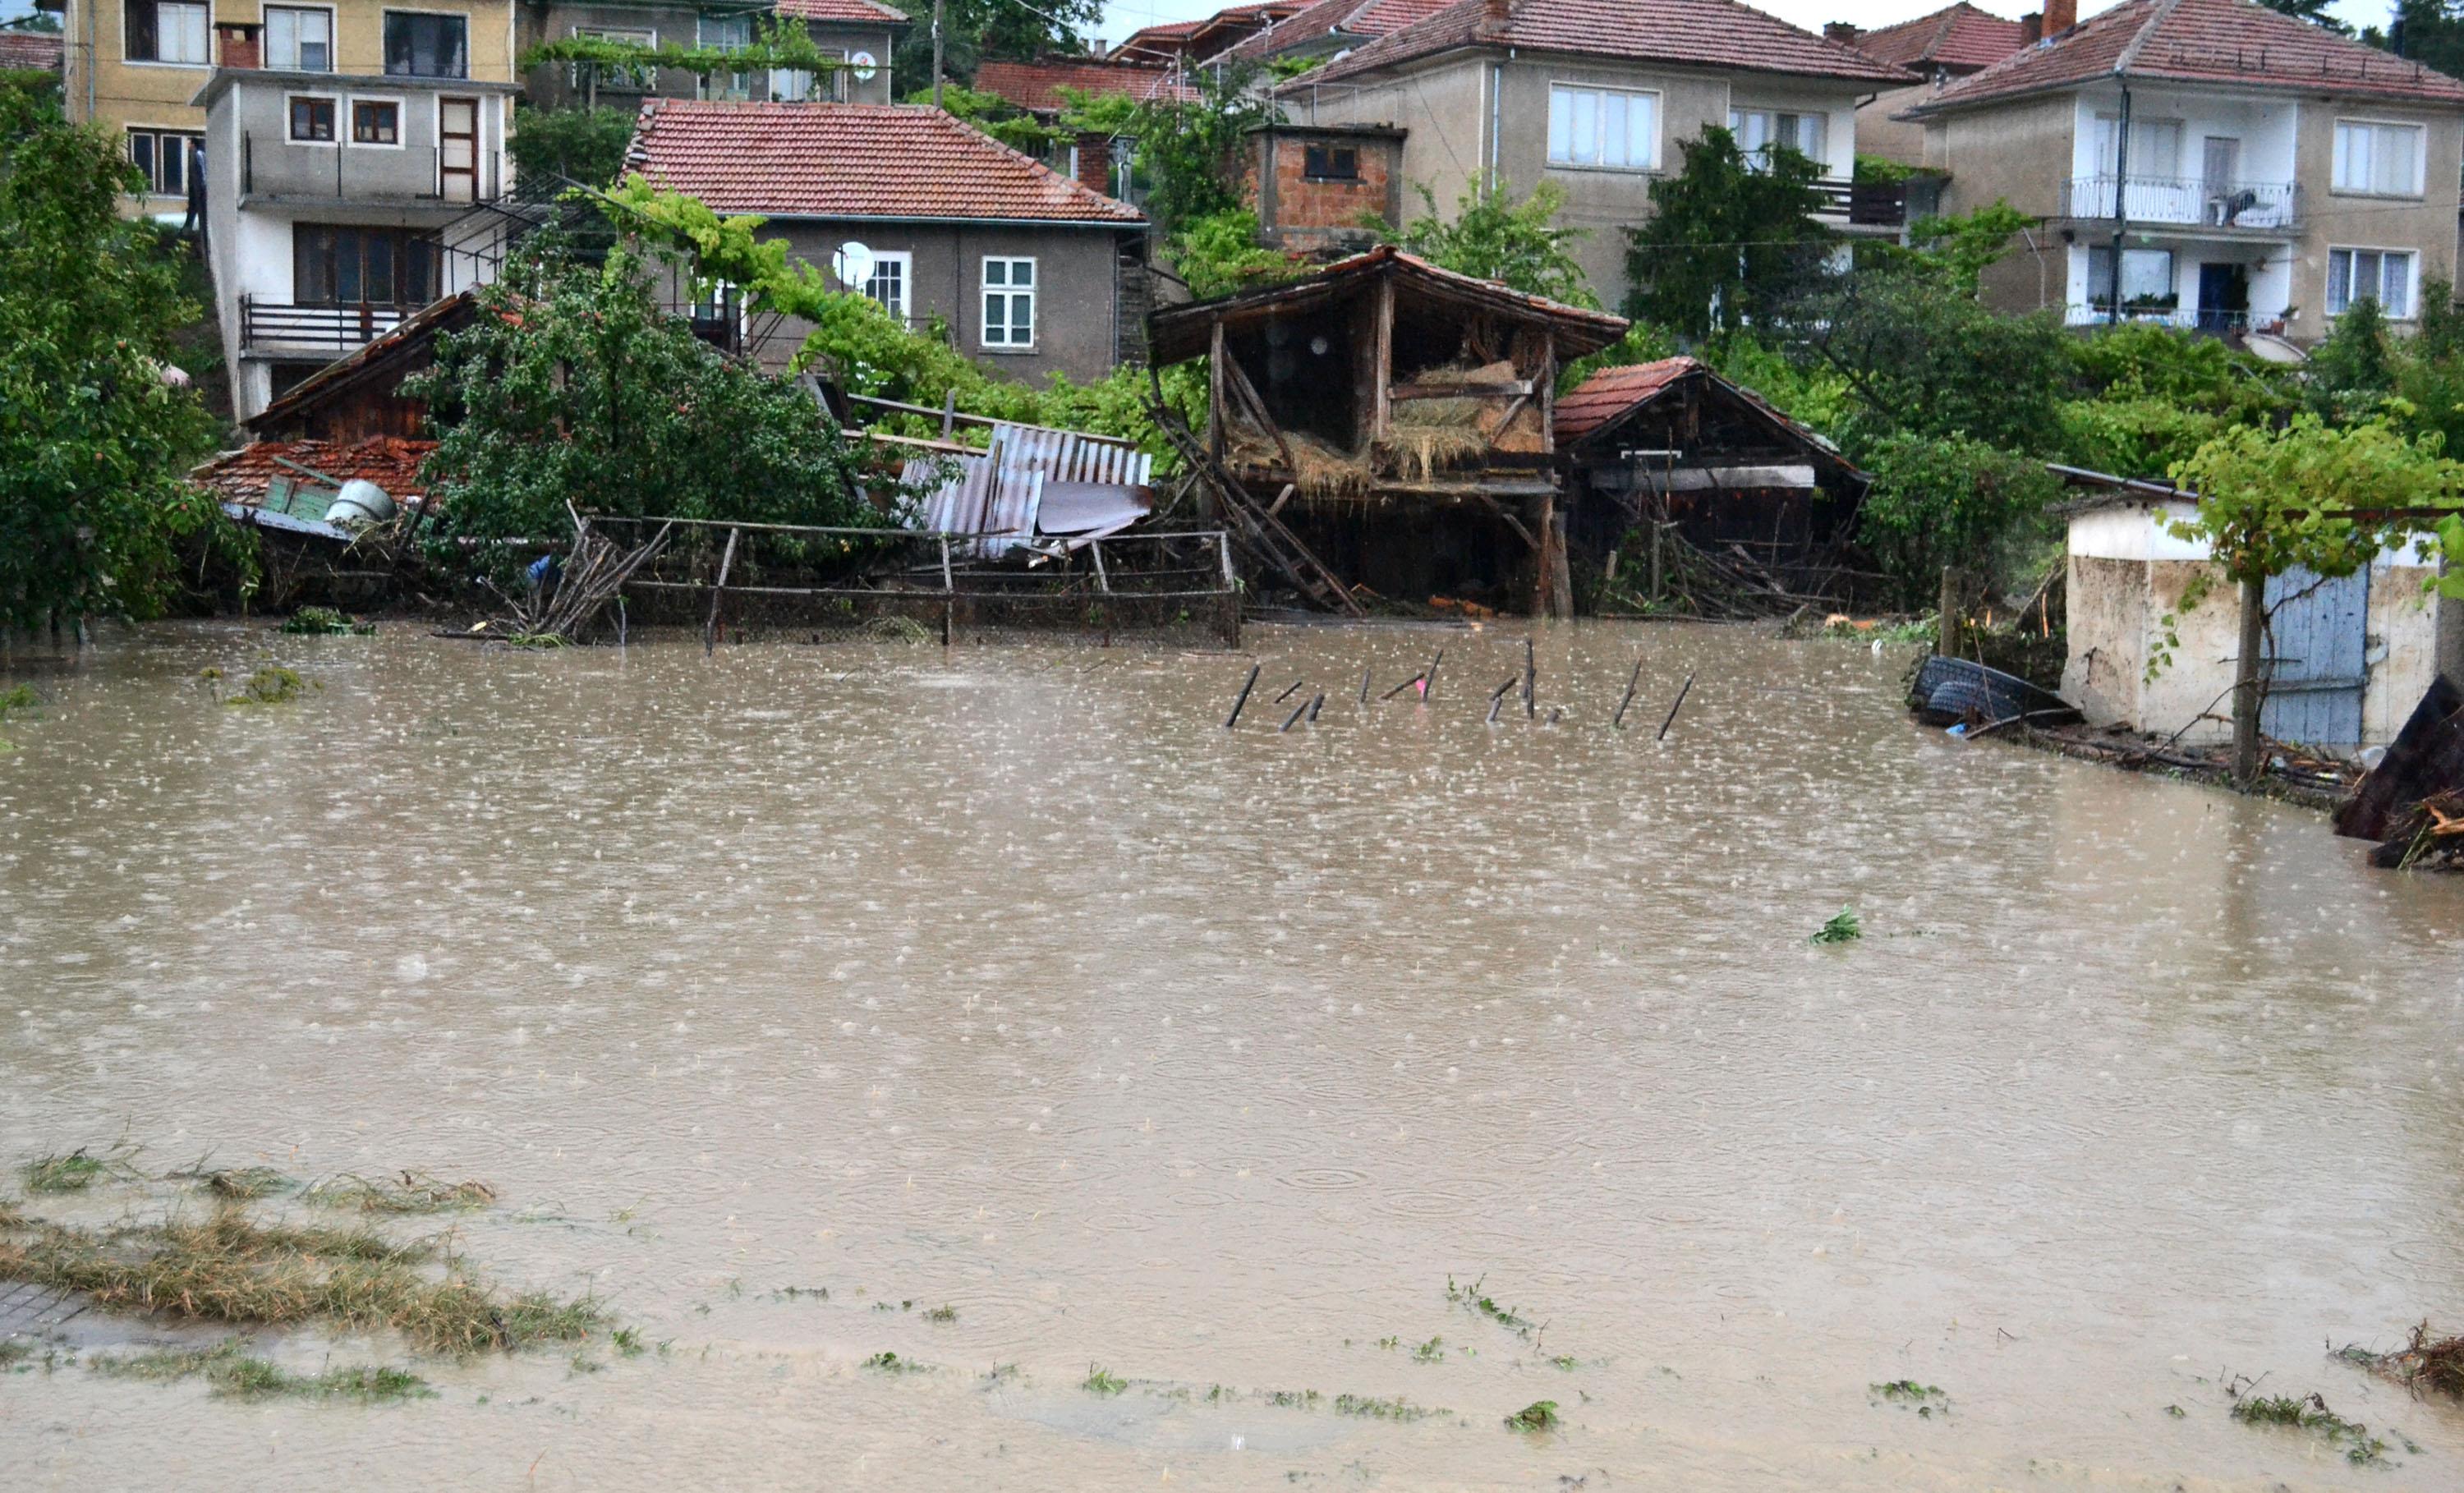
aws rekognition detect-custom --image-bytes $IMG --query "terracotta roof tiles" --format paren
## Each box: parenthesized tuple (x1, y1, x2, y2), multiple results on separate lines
(626, 101, 1145, 223)
(1289, 0, 1915, 90)
(1228, 0, 1456, 61)
(1911, 0, 2464, 113)
(194, 438, 436, 506)
(773, 0, 908, 25)
(1850, 3, 2028, 73)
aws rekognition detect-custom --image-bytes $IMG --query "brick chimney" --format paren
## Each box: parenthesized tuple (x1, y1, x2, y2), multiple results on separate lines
(1075, 132, 1113, 196)
(216, 21, 261, 70)
(1090, 37, 1107, 57)
(2021, 11, 2043, 45)
(1480, 0, 1510, 39)
(2044, 0, 2076, 35)
(1823, 21, 1860, 44)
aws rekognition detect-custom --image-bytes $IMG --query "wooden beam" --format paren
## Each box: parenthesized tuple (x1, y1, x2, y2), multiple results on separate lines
(1208, 317, 1226, 465)
(1468, 489, 1541, 550)
(1372, 273, 1394, 442)
(1221, 351, 1297, 475)
(1390, 379, 1533, 400)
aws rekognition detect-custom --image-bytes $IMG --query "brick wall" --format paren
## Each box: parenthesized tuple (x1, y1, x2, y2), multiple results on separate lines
(1253, 131, 1404, 253)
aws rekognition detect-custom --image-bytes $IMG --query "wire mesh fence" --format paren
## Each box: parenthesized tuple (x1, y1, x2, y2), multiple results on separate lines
(591, 518, 1240, 650)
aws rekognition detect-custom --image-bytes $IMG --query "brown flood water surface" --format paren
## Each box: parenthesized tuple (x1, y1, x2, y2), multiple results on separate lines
(3, 620, 2462, 1491)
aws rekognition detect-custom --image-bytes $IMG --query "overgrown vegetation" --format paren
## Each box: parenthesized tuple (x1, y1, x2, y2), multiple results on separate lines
(1504, 1399, 1560, 1431)
(1869, 1380, 1949, 1417)
(222, 666, 315, 706)
(507, 102, 637, 190)
(1811, 907, 1863, 944)
(1383, 178, 1597, 308)
(2227, 1388, 2388, 1464)
(2341, 1321, 2464, 1399)
(280, 606, 374, 636)
(300, 1171, 498, 1215)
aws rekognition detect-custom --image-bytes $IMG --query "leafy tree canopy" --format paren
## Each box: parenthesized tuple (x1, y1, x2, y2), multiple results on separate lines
(892, 0, 1101, 89)
(508, 102, 636, 189)
(2256, 0, 2352, 32)
(1623, 127, 1831, 338)
(1383, 177, 1597, 308)
(0, 89, 237, 632)
(1799, 263, 2070, 453)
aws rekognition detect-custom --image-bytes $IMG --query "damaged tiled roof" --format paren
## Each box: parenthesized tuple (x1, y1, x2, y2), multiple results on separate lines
(1289, 0, 1915, 90)
(194, 437, 436, 505)
(0, 30, 63, 71)
(626, 101, 1145, 223)
(973, 57, 1197, 114)
(773, 0, 908, 24)
(1554, 356, 1851, 471)
(248, 291, 476, 434)
(1910, 0, 2464, 113)
(1228, 0, 1456, 61)
(1849, 2, 2027, 73)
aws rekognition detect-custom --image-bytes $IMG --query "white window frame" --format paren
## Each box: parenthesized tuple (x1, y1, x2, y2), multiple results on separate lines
(286, 91, 342, 147)
(862, 250, 913, 324)
(125, 125, 203, 196)
(1546, 82, 1657, 172)
(2327, 246, 2417, 318)
(347, 95, 407, 149)
(264, 5, 335, 71)
(125, 0, 210, 67)
(2085, 245, 2177, 310)
(2331, 118, 2426, 198)
(980, 256, 1036, 351)
(1727, 107, 1828, 170)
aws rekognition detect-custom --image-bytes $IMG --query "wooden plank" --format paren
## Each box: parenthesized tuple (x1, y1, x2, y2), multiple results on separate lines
(1391, 379, 1533, 400)
(703, 524, 739, 655)
(1209, 318, 1227, 465)
(1221, 352, 1297, 475)
(1372, 274, 1395, 442)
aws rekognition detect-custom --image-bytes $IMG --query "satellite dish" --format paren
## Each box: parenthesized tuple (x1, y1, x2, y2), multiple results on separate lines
(2243, 332, 2308, 365)
(832, 241, 876, 290)
(848, 50, 878, 82)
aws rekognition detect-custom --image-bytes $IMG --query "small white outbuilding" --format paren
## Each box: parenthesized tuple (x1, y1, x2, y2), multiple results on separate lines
(2060, 486, 2455, 752)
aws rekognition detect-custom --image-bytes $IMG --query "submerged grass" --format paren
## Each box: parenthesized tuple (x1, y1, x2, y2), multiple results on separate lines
(2229, 1390, 2389, 1464)
(0, 1203, 605, 1355)
(166, 1162, 298, 1201)
(1333, 1392, 1441, 1422)
(1083, 1364, 1129, 1396)
(1811, 907, 1863, 944)
(91, 1339, 432, 1403)
(1870, 1380, 1950, 1417)
(1446, 1275, 1535, 1339)
(1504, 1399, 1560, 1432)
(301, 1172, 497, 1215)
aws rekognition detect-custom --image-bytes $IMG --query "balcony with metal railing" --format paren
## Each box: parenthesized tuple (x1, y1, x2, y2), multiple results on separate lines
(2060, 175, 2301, 232)
(240, 296, 416, 353)
(241, 131, 506, 207)
(1809, 177, 1913, 230)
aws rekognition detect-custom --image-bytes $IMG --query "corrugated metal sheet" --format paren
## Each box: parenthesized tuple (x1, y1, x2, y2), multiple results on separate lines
(899, 423, 1153, 558)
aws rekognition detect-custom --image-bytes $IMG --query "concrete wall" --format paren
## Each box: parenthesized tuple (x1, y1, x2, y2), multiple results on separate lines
(62, 0, 519, 214)
(2063, 501, 2445, 750)
(740, 219, 1135, 384)
(515, 2, 896, 109)
(1857, 81, 1933, 167)
(2289, 96, 2464, 343)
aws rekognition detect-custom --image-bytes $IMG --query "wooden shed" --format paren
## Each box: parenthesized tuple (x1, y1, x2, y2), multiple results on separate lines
(1555, 356, 1866, 607)
(1147, 246, 1630, 616)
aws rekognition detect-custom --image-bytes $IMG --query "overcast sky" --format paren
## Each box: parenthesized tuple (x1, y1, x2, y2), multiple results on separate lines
(1091, 0, 2392, 53)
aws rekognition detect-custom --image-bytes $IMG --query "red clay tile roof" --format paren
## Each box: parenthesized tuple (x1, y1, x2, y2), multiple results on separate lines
(774, 0, 908, 25)
(626, 101, 1145, 223)
(1554, 357, 1696, 442)
(1228, 0, 1456, 61)
(195, 438, 436, 505)
(1911, 0, 2464, 113)
(1289, 0, 1915, 89)
(1849, 2, 2026, 73)
(973, 57, 1198, 114)
(0, 30, 64, 71)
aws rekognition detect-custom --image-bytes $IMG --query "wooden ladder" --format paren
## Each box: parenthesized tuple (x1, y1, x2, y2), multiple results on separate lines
(1152, 404, 1364, 618)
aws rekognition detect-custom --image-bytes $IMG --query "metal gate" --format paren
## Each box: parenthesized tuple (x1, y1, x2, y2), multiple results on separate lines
(2261, 564, 2370, 746)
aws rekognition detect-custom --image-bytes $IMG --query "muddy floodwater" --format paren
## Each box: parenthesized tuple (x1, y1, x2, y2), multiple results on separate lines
(5, 620, 2463, 1490)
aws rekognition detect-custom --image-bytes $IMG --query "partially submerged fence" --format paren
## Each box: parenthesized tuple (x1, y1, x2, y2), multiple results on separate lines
(591, 517, 1239, 649)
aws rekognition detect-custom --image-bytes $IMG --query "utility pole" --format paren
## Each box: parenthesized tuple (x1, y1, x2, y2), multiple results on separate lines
(932, 0, 945, 108)
(2107, 84, 2131, 328)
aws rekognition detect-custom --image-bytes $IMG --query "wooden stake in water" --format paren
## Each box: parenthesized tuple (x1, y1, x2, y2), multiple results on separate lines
(1307, 692, 1325, 722)
(1611, 653, 1643, 729)
(1275, 678, 1306, 704)
(1224, 664, 1260, 728)
(1657, 673, 1695, 741)
(1358, 666, 1372, 705)
(1423, 648, 1444, 700)
(1280, 696, 1312, 732)
(1523, 637, 1538, 719)
(1379, 672, 1427, 701)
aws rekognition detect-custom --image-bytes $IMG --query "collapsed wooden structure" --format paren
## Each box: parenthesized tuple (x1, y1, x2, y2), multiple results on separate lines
(1554, 356, 1869, 613)
(1147, 246, 1630, 617)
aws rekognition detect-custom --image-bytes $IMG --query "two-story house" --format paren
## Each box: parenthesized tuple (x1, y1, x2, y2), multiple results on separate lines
(48, 0, 521, 217)
(1899, 0, 2464, 342)
(515, 0, 903, 112)
(625, 99, 1150, 380)
(1823, 2, 2031, 165)
(192, 25, 520, 416)
(1270, 0, 1915, 310)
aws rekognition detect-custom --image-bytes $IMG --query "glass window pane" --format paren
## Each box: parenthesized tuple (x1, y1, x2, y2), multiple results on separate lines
(1603, 93, 1627, 168)
(162, 136, 185, 195)
(1630, 94, 1653, 168)
(1548, 88, 1570, 162)
(130, 131, 156, 189)
(2385, 255, 2412, 316)
(1010, 260, 1032, 287)
(335, 232, 363, 303)
(1572, 91, 1596, 164)
(2328, 250, 2352, 313)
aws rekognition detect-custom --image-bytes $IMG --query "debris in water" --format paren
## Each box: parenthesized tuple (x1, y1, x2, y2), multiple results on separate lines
(1504, 1399, 1560, 1431)
(301, 1171, 497, 1215)
(1083, 1363, 1129, 1395)
(224, 667, 316, 707)
(1869, 1380, 1948, 1417)
(2339, 1321, 2464, 1398)
(1224, 664, 1261, 728)
(280, 607, 375, 636)
(2227, 1385, 2388, 1464)
(1811, 907, 1863, 944)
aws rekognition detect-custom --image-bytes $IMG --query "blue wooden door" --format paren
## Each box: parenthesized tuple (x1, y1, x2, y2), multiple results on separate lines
(2261, 565, 2369, 746)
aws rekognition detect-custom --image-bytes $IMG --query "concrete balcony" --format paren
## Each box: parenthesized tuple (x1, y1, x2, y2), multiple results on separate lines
(241, 131, 505, 207)
(2060, 174, 2301, 232)
(240, 297, 416, 354)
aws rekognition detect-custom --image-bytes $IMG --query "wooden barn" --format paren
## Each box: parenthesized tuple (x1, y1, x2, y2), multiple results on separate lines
(246, 290, 476, 444)
(1556, 357, 1867, 607)
(1147, 246, 1630, 617)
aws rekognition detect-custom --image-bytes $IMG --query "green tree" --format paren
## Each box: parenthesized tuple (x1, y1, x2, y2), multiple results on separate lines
(508, 102, 637, 189)
(1802, 264, 2070, 452)
(1384, 176, 1596, 307)
(1898, 201, 2031, 297)
(403, 237, 876, 581)
(2171, 416, 2462, 782)
(0, 90, 235, 633)
(2305, 295, 2396, 420)
(913, 82, 1060, 155)
(1855, 433, 2063, 609)
(1110, 61, 1274, 233)
(1623, 126, 1831, 338)
(892, 0, 1101, 90)
(1165, 209, 1294, 299)
(2257, 0, 2352, 30)
(2378, 0, 2464, 88)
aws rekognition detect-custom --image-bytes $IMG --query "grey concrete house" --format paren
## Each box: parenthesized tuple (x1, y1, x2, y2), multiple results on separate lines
(1822, 2, 2031, 166)
(1898, 0, 2464, 343)
(191, 26, 522, 418)
(625, 99, 1149, 381)
(517, 0, 903, 111)
(1270, 0, 1915, 310)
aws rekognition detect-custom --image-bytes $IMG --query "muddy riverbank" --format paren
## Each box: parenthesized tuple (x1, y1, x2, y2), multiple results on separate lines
(4, 620, 2462, 1490)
